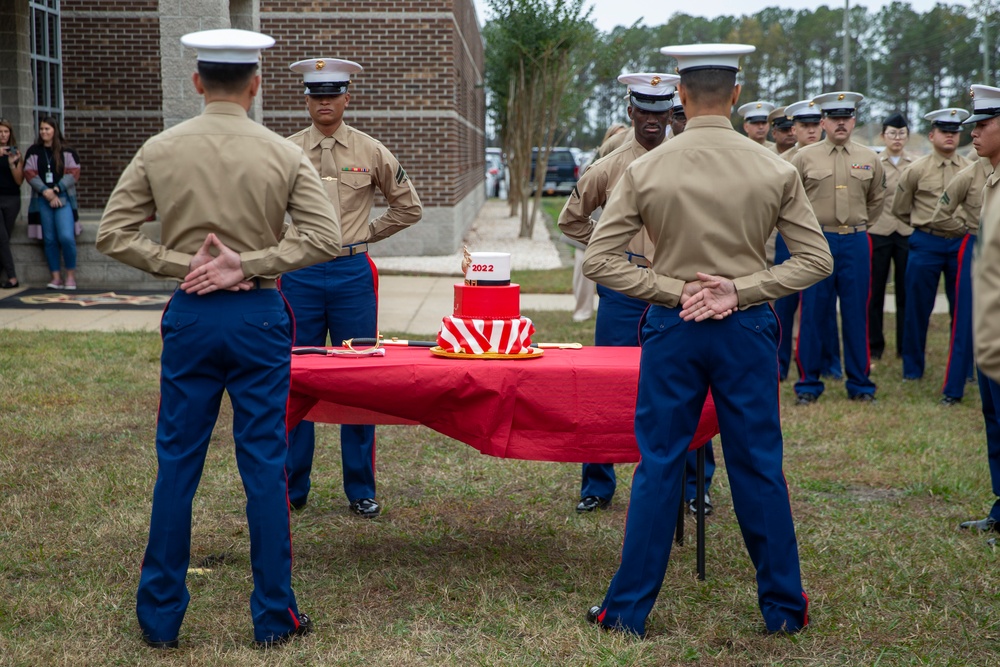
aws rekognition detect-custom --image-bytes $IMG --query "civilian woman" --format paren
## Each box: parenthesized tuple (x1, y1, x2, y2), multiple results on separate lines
(0, 118, 23, 288)
(24, 117, 81, 289)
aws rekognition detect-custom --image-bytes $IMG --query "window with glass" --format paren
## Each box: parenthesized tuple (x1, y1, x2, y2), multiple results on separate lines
(30, 0, 63, 129)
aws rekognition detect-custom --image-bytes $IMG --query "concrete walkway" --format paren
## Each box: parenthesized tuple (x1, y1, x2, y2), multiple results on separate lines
(0, 275, 580, 336)
(0, 200, 950, 334)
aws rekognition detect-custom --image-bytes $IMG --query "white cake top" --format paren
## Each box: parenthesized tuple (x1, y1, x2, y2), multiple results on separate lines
(465, 252, 511, 283)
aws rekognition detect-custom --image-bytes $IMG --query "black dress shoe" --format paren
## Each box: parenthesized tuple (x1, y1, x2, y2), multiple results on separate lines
(254, 612, 313, 649)
(290, 499, 307, 511)
(850, 394, 876, 403)
(940, 395, 961, 406)
(349, 498, 381, 518)
(576, 495, 611, 513)
(143, 636, 179, 650)
(687, 493, 713, 516)
(586, 605, 602, 624)
(795, 393, 817, 406)
(0, 280, 18, 289)
(959, 517, 999, 532)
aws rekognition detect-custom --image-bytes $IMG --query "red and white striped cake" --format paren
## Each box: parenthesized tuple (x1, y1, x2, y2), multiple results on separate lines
(437, 251, 536, 355)
(436, 283, 535, 354)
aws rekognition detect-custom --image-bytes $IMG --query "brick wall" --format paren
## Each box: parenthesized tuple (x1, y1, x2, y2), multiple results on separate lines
(61, 1, 162, 209)
(260, 0, 485, 209)
(54, 0, 484, 221)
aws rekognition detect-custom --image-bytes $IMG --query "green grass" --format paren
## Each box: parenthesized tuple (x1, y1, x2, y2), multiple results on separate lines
(2, 312, 999, 665)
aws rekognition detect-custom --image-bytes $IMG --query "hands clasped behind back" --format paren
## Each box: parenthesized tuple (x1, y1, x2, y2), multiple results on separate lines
(181, 233, 253, 294)
(679, 272, 738, 322)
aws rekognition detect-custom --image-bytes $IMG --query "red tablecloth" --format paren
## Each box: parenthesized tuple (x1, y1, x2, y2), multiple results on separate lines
(288, 346, 719, 463)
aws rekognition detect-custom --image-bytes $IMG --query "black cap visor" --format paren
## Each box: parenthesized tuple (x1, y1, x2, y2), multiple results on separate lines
(931, 121, 964, 133)
(630, 92, 674, 113)
(823, 108, 856, 118)
(305, 81, 349, 96)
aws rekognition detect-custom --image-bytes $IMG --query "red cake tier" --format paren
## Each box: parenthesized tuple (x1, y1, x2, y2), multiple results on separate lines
(453, 283, 521, 319)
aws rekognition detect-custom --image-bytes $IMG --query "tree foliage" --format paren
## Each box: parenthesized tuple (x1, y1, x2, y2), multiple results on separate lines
(483, 0, 595, 237)
(484, 2, 1000, 150)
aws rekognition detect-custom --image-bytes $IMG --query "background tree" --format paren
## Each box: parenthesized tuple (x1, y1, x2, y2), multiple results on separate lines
(483, 0, 595, 237)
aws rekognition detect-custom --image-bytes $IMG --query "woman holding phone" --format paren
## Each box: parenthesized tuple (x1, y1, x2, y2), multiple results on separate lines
(24, 117, 81, 289)
(0, 118, 23, 289)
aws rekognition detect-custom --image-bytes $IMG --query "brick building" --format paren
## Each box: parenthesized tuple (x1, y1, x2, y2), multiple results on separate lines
(0, 0, 486, 286)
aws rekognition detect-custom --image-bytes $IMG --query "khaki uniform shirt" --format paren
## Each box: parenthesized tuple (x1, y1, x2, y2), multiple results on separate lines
(974, 167, 1000, 380)
(597, 128, 633, 159)
(558, 135, 655, 263)
(892, 149, 971, 233)
(286, 123, 422, 246)
(583, 116, 833, 309)
(791, 139, 886, 230)
(868, 150, 916, 236)
(97, 102, 341, 280)
(929, 157, 993, 236)
(781, 144, 802, 162)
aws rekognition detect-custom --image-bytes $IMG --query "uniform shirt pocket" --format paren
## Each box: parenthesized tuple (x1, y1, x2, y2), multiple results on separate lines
(849, 168, 874, 182)
(339, 172, 373, 213)
(804, 168, 834, 201)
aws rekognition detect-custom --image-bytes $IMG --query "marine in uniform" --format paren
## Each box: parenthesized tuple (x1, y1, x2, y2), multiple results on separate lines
(96, 29, 341, 649)
(931, 154, 992, 399)
(868, 113, 914, 361)
(891, 108, 972, 403)
(772, 99, 841, 381)
(667, 98, 686, 138)
(583, 44, 832, 636)
(737, 100, 775, 149)
(791, 92, 886, 404)
(769, 106, 796, 155)
(282, 58, 423, 518)
(558, 73, 716, 515)
(960, 84, 1000, 533)
(780, 99, 823, 162)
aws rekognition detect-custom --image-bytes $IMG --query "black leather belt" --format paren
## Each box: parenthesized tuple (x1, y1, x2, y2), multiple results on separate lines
(339, 243, 369, 257)
(821, 225, 867, 234)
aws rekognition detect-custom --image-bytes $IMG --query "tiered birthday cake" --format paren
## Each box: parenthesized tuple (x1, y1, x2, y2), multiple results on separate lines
(435, 251, 537, 356)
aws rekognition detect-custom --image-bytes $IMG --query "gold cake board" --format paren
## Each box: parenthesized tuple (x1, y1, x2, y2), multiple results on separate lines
(429, 346, 544, 360)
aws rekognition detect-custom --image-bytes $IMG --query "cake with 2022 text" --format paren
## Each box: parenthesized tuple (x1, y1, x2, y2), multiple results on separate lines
(435, 251, 538, 357)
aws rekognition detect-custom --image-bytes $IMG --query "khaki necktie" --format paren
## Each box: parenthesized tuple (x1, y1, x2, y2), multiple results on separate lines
(834, 145, 850, 225)
(319, 136, 341, 219)
(320, 136, 338, 179)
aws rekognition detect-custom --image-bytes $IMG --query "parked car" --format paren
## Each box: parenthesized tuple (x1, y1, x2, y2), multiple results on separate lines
(530, 147, 580, 195)
(485, 151, 505, 198)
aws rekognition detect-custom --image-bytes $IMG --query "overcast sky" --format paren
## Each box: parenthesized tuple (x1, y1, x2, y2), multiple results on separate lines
(471, 0, 976, 32)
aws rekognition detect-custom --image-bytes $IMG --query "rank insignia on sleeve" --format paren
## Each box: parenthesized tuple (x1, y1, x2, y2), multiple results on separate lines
(395, 165, 409, 184)
(940, 192, 951, 205)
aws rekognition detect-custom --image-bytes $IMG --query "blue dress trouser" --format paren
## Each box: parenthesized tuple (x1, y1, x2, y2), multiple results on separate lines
(584, 285, 715, 501)
(977, 369, 1000, 522)
(37, 197, 76, 272)
(941, 235, 975, 399)
(902, 230, 963, 388)
(774, 234, 841, 380)
(136, 289, 302, 645)
(794, 231, 876, 399)
(281, 253, 379, 505)
(596, 305, 807, 636)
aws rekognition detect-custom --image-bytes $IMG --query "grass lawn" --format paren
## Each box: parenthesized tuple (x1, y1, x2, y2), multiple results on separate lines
(1, 312, 999, 665)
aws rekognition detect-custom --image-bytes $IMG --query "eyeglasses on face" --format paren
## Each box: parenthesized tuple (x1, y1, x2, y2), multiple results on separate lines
(883, 130, 908, 139)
